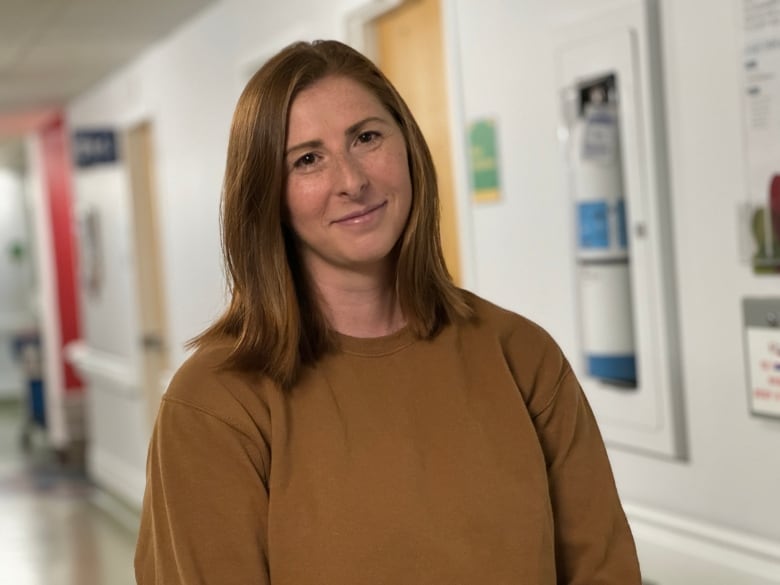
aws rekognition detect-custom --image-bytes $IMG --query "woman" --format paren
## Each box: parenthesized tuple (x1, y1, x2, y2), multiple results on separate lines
(135, 40, 641, 584)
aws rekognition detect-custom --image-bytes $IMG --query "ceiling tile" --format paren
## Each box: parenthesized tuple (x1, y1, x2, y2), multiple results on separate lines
(0, 0, 216, 114)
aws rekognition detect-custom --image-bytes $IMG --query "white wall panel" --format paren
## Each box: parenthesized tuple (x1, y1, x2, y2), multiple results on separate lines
(453, 0, 780, 553)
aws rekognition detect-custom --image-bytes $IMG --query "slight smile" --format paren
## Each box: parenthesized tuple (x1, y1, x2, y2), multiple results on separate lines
(331, 201, 388, 225)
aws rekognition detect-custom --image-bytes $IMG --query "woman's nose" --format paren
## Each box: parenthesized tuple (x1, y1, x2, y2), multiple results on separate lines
(333, 153, 368, 199)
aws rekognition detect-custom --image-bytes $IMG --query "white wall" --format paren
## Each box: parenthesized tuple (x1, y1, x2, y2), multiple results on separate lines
(65, 0, 780, 581)
(453, 0, 780, 581)
(455, 0, 780, 539)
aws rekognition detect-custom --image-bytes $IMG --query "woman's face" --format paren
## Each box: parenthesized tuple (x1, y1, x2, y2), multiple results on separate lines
(283, 75, 412, 283)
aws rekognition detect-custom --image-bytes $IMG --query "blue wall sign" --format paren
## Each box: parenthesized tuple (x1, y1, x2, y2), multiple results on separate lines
(74, 130, 119, 167)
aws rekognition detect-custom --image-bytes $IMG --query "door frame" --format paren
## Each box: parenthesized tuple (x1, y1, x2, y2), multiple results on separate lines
(125, 119, 170, 430)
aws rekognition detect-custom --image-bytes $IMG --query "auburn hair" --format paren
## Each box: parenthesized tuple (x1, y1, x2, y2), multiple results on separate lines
(191, 40, 471, 388)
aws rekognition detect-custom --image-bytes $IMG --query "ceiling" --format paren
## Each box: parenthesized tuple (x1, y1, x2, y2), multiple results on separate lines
(0, 0, 216, 115)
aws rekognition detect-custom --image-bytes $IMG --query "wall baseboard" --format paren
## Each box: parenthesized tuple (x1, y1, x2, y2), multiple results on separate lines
(625, 502, 780, 583)
(90, 486, 141, 537)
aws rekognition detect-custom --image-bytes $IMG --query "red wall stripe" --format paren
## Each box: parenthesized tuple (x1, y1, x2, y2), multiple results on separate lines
(40, 115, 83, 392)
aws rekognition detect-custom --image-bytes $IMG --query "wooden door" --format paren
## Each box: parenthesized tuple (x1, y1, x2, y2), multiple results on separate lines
(374, 0, 462, 284)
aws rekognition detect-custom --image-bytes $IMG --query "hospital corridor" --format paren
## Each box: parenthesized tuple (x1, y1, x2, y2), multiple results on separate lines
(0, 0, 779, 584)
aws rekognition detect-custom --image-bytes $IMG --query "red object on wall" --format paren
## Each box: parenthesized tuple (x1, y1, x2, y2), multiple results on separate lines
(40, 115, 83, 393)
(771, 175, 780, 244)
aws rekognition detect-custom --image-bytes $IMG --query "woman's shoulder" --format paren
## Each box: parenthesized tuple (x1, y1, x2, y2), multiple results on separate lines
(459, 290, 573, 414)
(162, 338, 278, 432)
(460, 290, 557, 349)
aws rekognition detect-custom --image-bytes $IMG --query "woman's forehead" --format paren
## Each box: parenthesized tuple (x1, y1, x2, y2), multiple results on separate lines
(286, 76, 397, 142)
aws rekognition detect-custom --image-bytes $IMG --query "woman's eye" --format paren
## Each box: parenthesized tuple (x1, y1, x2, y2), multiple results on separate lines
(293, 153, 317, 168)
(356, 131, 380, 144)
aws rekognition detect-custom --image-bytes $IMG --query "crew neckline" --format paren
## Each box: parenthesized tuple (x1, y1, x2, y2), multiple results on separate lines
(335, 325, 416, 357)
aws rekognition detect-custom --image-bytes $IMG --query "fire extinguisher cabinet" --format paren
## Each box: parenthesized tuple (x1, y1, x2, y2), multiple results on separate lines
(556, 0, 686, 459)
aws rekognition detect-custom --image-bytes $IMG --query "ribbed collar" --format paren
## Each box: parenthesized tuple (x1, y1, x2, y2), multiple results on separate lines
(335, 326, 416, 357)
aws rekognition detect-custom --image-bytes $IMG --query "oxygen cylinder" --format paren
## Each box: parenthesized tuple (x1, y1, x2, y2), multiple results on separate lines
(572, 90, 637, 386)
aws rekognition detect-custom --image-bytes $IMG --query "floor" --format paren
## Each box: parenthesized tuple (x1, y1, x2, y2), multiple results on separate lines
(0, 400, 138, 585)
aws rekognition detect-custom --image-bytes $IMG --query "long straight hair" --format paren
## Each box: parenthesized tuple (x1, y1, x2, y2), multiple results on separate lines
(191, 40, 471, 388)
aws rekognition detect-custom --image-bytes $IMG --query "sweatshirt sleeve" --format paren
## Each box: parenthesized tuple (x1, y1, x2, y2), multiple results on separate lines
(134, 396, 270, 585)
(505, 321, 641, 585)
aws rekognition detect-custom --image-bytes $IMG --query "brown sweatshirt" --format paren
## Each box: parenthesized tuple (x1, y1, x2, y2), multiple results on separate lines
(135, 293, 641, 584)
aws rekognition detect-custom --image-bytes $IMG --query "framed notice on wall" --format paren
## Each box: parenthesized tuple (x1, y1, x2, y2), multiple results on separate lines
(743, 297, 780, 419)
(739, 0, 780, 274)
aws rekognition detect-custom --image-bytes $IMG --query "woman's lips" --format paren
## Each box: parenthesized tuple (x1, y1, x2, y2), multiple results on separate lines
(332, 201, 388, 224)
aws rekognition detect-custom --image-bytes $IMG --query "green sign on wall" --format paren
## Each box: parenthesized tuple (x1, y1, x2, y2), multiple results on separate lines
(469, 118, 501, 202)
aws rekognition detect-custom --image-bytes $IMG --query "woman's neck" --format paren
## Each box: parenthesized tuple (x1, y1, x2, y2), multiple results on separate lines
(308, 263, 405, 338)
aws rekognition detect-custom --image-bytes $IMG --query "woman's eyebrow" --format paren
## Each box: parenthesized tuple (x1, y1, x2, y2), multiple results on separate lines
(285, 116, 391, 156)
(285, 139, 322, 157)
(345, 116, 390, 136)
